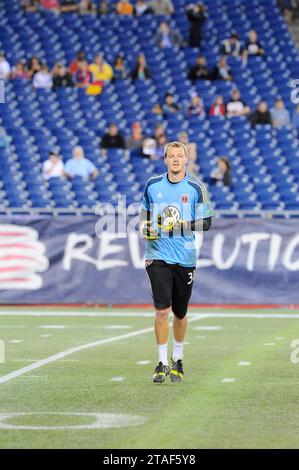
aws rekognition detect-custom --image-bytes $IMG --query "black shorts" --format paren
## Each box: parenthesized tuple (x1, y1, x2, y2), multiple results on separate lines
(145, 259, 196, 319)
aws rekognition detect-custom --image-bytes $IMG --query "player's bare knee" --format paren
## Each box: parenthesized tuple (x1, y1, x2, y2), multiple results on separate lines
(156, 307, 171, 318)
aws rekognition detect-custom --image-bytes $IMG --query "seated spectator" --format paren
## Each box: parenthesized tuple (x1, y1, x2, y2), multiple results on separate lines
(11, 61, 29, 80)
(149, 0, 174, 15)
(42, 151, 65, 180)
(142, 138, 157, 159)
(155, 134, 168, 159)
(39, 0, 59, 12)
(271, 98, 291, 128)
(64, 146, 99, 180)
(188, 55, 210, 82)
(152, 103, 164, 115)
(97, 0, 109, 14)
(186, 3, 206, 48)
(126, 122, 144, 151)
(162, 93, 180, 115)
(209, 95, 226, 117)
(60, 0, 78, 13)
(221, 32, 243, 57)
(187, 94, 205, 116)
(33, 65, 53, 89)
(27, 56, 42, 79)
(212, 56, 233, 81)
(69, 51, 86, 76)
(211, 157, 232, 186)
(134, 0, 150, 15)
(78, 0, 96, 14)
(52, 63, 73, 89)
(0, 127, 10, 149)
(113, 54, 128, 80)
(116, 0, 134, 15)
(226, 89, 250, 118)
(89, 54, 113, 83)
(101, 124, 126, 154)
(74, 61, 91, 88)
(131, 54, 151, 81)
(178, 131, 198, 176)
(292, 104, 299, 129)
(155, 22, 183, 49)
(21, 0, 39, 12)
(243, 30, 265, 59)
(250, 101, 272, 126)
(153, 123, 167, 143)
(0, 53, 11, 80)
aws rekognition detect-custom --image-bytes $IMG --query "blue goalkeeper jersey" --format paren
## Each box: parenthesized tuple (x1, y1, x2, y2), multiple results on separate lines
(142, 172, 213, 268)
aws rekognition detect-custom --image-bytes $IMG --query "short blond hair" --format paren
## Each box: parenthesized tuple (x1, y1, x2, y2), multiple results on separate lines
(164, 141, 188, 158)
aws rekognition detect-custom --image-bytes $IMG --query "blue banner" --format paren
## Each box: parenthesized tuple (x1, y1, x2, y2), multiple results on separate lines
(0, 217, 298, 304)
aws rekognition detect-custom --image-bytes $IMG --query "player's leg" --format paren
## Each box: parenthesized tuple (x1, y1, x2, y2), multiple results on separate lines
(145, 260, 173, 383)
(170, 265, 196, 382)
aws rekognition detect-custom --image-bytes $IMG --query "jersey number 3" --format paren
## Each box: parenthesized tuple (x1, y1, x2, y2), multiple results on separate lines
(187, 271, 195, 285)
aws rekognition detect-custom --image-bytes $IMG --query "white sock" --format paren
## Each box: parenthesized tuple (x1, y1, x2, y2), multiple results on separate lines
(158, 343, 168, 365)
(172, 339, 184, 361)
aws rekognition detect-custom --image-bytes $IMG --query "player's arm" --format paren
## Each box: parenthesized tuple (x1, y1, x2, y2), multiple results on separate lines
(140, 183, 159, 240)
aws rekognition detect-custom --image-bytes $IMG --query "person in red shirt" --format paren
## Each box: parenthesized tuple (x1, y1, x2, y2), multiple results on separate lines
(69, 51, 86, 77)
(209, 96, 226, 117)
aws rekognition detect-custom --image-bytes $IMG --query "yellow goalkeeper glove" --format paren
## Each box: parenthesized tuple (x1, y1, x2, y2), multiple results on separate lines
(141, 221, 159, 240)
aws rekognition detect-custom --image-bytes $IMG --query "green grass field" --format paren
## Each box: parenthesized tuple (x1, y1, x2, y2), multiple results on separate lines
(0, 307, 299, 449)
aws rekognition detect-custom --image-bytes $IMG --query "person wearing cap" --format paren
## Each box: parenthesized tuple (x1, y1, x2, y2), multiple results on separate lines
(0, 52, 11, 80)
(42, 151, 65, 180)
(221, 32, 243, 57)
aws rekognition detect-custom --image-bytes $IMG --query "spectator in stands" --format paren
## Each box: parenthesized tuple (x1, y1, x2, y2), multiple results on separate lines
(74, 61, 91, 88)
(226, 89, 250, 118)
(78, 0, 96, 14)
(277, 0, 294, 22)
(209, 95, 226, 117)
(64, 146, 99, 180)
(149, 0, 174, 15)
(33, 65, 53, 89)
(21, 0, 39, 12)
(131, 54, 151, 81)
(69, 51, 86, 77)
(292, 103, 299, 129)
(97, 0, 109, 14)
(221, 32, 243, 57)
(89, 54, 113, 83)
(155, 22, 183, 49)
(113, 54, 128, 80)
(0, 127, 10, 149)
(188, 55, 210, 82)
(11, 61, 29, 80)
(211, 157, 232, 186)
(153, 123, 166, 143)
(162, 93, 180, 115)
(155, 134, 168, 159)
(187, 93, 205, 116)
(0, 53, 11, 80)
(52, 63, 73, 89)
(42, 151, 65, 180)
(212, 56, 233, 81)
(116, 0, 134, 15)
(126, 122, 144, 151)
(142, 138, 157, 159)
(250, 101, 272, 126)
(243, 30, 265, 60)
(27, 56, 42, 79)
(60, 0, 78, 13)
(134, 0, 151, 15)
(151, 103, 164, 115)
(39, 0, 59, 12)
(101, 123, 126, 154)
(178, 131, 198, 176)
(186, 3, 206, 48)
(271, 98, 291, 128)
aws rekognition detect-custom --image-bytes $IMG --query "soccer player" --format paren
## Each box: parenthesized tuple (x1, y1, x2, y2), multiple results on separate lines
(140, 142, 213, 383)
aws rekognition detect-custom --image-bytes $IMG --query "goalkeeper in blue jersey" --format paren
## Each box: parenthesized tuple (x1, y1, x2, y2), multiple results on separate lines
(140, 141, 213, 383)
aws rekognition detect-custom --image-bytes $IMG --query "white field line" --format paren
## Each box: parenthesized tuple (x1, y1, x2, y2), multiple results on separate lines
(0, 311, 299, 319)
(0, 316, 203, 386)
(222, 378, 236, 383)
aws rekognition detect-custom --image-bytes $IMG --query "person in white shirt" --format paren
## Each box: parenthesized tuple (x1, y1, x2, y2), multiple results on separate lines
(226, 89, 250, 118)
(33, 65, 53, 89)
(149, 0, 174, 15)
(0, 53, 11, 80)
(43, 151, 65, 180)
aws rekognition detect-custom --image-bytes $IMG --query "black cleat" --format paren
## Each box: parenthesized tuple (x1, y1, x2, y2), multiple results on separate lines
(170, 357, 184, 383)
(152, 362, 170, 383)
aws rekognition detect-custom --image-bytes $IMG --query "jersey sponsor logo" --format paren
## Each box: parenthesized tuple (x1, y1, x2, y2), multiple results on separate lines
(181, 194, 188, 203)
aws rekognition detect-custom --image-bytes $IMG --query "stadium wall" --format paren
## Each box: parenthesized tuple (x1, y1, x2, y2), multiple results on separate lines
(0, 216, 298, 305)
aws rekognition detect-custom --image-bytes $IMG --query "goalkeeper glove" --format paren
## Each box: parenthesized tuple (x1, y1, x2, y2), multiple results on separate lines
(140, 220, 159, 240)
